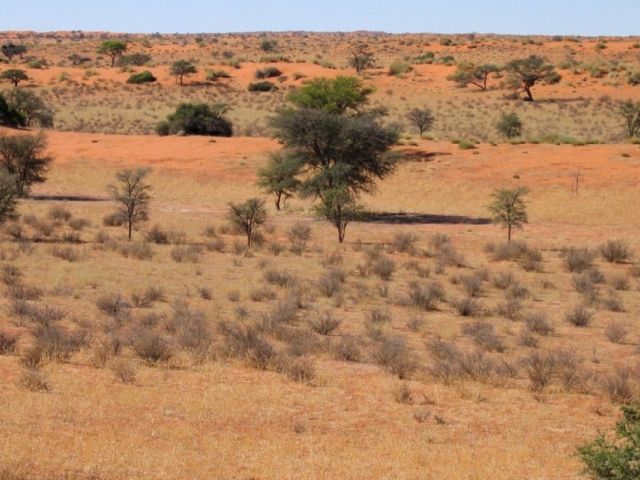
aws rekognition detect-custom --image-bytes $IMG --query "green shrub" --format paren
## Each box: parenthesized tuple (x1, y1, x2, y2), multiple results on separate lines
(255, 66, 282, 79)
(156, 102, 232, 136)
(126, 70, 156, 84)
(388, 61, 412, 76)
(248, 81, 276, 92)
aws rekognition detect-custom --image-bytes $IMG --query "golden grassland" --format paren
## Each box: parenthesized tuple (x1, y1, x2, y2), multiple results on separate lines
(0, 131, 639, 478)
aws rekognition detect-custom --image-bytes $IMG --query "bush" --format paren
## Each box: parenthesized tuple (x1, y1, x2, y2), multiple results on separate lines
(0, 330, 18, 354)
(605, 322, 628, 344)
(525, 312, 554, 336)
(333, 335, 361, 362)
(523, 351, 555, 391)
(255, 66, 282, 79)
(600, 239, 632, 263)
(308, 311, 341, 335)
(287, 221, 311, 255)
(462, 320, 505, 352)
(19, 368, 50, 392)
(156, 103, 233, 137)
(407, 281, 445, 310)
(110, 358, 136, 384)
(496, 112, 522, 138)
(392, 232, 419, 254)
(132, 331, 173, 364)
(171, 245, 202, 263)
(96, 292, 130, 318)
(565, 304, 594, 327)
(248, 81, 276, 92)
(371, 336, 418, 379)
(126, 70, 156, 84)
(317, 268, 345, 298)
(453, 297, 482, 317)
(562, 247, 595, 273)
(388, 61, 412, 76)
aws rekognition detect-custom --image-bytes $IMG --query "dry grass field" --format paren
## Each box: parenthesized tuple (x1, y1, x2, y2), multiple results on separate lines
(1, 31, 640, 480)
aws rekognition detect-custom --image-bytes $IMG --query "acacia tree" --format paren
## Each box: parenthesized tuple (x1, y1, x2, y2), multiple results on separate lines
(170, 60, 197, 86)
(619, 100, 640, 138)
(406, 107, 434, 137)
(5, 89, 54, 127)
(1, 44, 27, 61)
(505, 55, 560, 101)
(488, 187, 529, 242)
(0, 172, 18, 223)
(578, 404, 640, 480)
(313, 187, 360, 243)
(1, 69, 29, 87)
(270, 76, 398, 242)
(448, 62, 500, 91)
(256, 152, 301, 210)
(108, 168, 152, 240)
(97, 40, 127, 68)
(0, 133, 52, 195)
(227, 198, 267, 247)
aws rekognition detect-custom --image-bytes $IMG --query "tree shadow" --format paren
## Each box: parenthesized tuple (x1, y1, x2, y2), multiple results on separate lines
(400, 150, 451, 162)
(28, 195, 108, 202)
(358, 211, 491, 225)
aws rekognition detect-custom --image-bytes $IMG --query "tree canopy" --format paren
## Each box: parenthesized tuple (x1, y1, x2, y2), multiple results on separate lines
(505, 55, 560, 101)
(170, 60, 197, 85)
(488, 187, 529, 241)
(156, 102, 233, 137)
(1, 69, 29, 87)
(448, 62, 500, 91)
(97, 40, 127, 67)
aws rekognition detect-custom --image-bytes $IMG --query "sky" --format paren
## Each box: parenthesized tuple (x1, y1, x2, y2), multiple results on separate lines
(1, 0, 639, 36)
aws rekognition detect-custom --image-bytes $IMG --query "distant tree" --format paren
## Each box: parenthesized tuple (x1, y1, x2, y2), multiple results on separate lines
(496, 112, 522, 139)
(0, 133, 52, 195)
(406, 107, 434, 137)
(117, 53, 152, 67)
(314, 187, 361, 243)
(260, 39, 278, 52)
(67, 53, 91, 65)
(170, 60, 197, 86)
(505, 55, 560, 101)
(0, 171, 18, 223)
(1, 44, 27, 61)
(227, 198, 267, 247)
(5, 89, 54, 127)
(448, 62, 500, 91)
(578, 404, 640, 480)
(257, 152, 301, 210)
(108, 167, 152, 240)
(156, 102, 233, 137)
(288, 76, 374, 115)
(619, 100, 640, 138)
(0, 69, 29, 87)
(488, 187, 529, 242)
(0, 94, 25, 127)
(349, 46, 375, 75)
(97, 40, 127, 68)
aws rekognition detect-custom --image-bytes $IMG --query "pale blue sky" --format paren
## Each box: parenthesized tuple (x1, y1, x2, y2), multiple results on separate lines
(1, 0, 638, 35)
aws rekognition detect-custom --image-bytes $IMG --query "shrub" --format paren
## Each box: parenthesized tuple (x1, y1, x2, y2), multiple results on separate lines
(462, 320, 505, 352)
(600, 239, 632, 263)
(51, 245, 81, 262)
(453, 297, 482, 316)
(222, 323, 275, 370)
(308, 311, 341, 335)
(171, 245, 202, 263)
(523, 351, 555, 391)
(126, 71, 156, 84)
(388, 61, 412, 76)
(562, 247, 595, 273)
(333, 335, 361, 362)
(157, 103, 233, 137)
(392, 232, 419, 254)
(564, 304, 594, 327)
(264, 268, 295, 287)
(599, 368, 634, 404)
(96, 292, 130, 318)
(116, 242, 154, 260)
(248, 81, 276, 92)
(110, 358, 136, 384)
(605, 322, 629, 344)
(525, 312, 554, 336)
(132, 331, 173, 364)
(19, 368, 50, 392)
(407, 281, 445, 310)
(0, 330, 18, 354)
(495, 297, 523, 321)
(496, 112, 523, 138)
(371, 255, 395, 281)
(287, 222, 311, 255)
(371, 336, 418, 379)
(255, 66, 282, 79)
(278, 355, 316, 383)
(317, 268, 345, 298)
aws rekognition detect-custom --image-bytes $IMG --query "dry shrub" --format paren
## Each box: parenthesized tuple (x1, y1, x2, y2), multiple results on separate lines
(609, 274, 630, 291)
(48, 205, 72, 222)
(333, 335, 361, 362)
(394, 383, 413, 404)
(34, 324, 85, 362)
(287, 221, 312, 255)
(221, 322, 275, 370)
(565, 304, 594, 327)
(406, 315, 425, 332)
(110, 358, 137, 384)
(11, 300, 66, 326)
(7, 283, 43, 301)
(261, 297, 298, 332)
(462, 320, 505, 352)
(495, 297, 523, 321)
(69, 218, 91, 231)
(317, 268, 345, 297)
(171, 245, 202, 263)
(116, 242, 154, 260)
(308, 311, 341, 335)
(392, 232, 419, 254)
(525, 312, 555, 336)
(491, 271, 517, 290)
(19, 368, 50, 392)
(454, 272, 485, 297)
(167, 300, 213, 356)
(1, 263, 21, 284)
(602, 292, 625, 312)
(599, 239, 632, 263)
(599, 367, 634, 403)
(20, 345, 46, 369)
(407, 280, 445, 311)
(131, 331, 174, 364)
(264, 268, 295, 288)
(605, 322, 628, 344)
(371, 335, 418, 379)
(518, 329, 539, 348)
(206, 237, 226, 252)
(458, 349, 495, 382)
(96, 292, 130, 318)
(0, 330, 18, 354)
(51, 245, 82, 262)
(562, 247, 595, 273)
(425, 337, 464, 384)
(453, 297, 482, 317)
(523, 351, 556, 391)
(274, 354, 316, 383)
(368, 307, 391, 324)
(131, 285, 165, 307)
(249, 286, 277, 302)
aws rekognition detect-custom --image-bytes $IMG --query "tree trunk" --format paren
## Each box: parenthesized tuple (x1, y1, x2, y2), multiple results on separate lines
(247, 230, 252, 247)
(128, 220, 133, 241)
(110, 55, 115, 68)
(523, 85, 534, 102)
(507, 224, 512, 243)
(275, 192, 281, 211)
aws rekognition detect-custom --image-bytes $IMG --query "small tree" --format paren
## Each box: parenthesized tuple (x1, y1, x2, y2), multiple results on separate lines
(256, 152, 301, 210)
(156, 102, 232, 137)
(5, 89, 54, 127)
(349, 47, 375, 75)
(170, 60, 197, 86)
(227, 198, 267, 247)
(314, 187, 361, 243)
(0, 69, 29, 87)
(0, 94, 25, 127)
(448, 62, 500, 91)
(288, 76, 374, 115)
(260, 39, 278, 52)
(619, 100, 640, 138)
(0, 133, 52, 195)
(97, 40, 127, 68)
(108, 168, 152, 240)
(488, 187, 529, 242)
(0, 171, 18, 223)
(505, 55, 560, 101)
(406, 107, 434, 137)
(1, 44, 27, 61)
(496, 112, 522, 139)
(578, 404, 640, 480)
